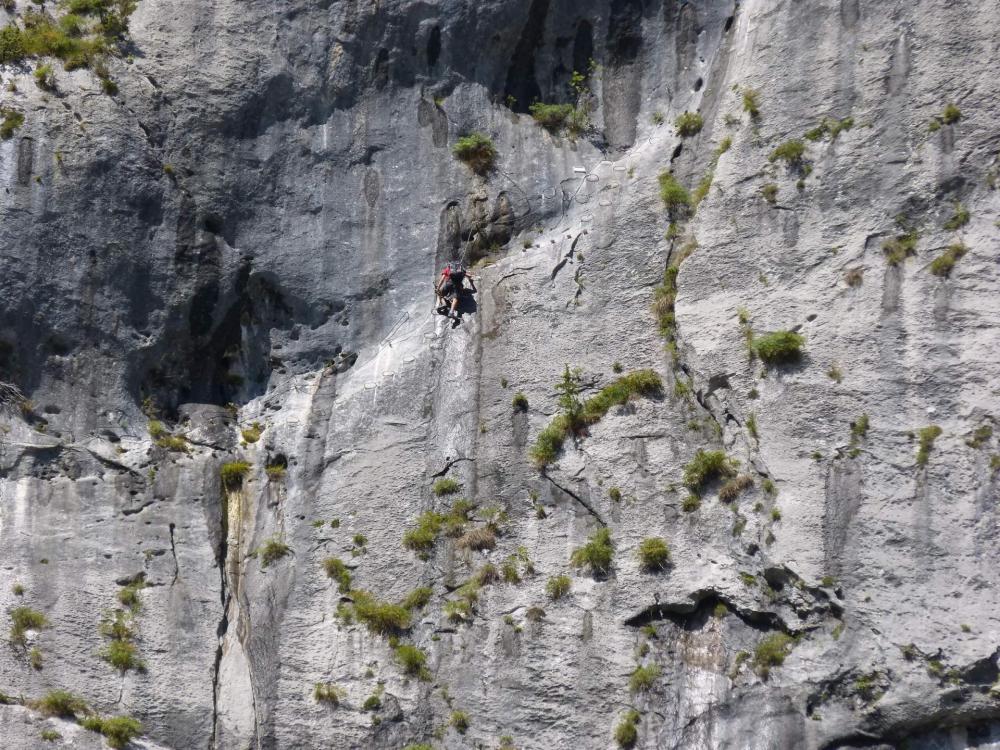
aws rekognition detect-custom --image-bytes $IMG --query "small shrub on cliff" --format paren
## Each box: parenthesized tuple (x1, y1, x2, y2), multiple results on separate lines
(637, 538, 670, 571)
(658, 171, 691, 218)
(10, 606, 48, 645)
(220, 461, 251, 490)
(0, 108, 24, 139)
(570, 527, 614, 576)
(394, 643, 430, 680)
(674, 111, 703, 137)
(512, 392, 528, 411)
(942, 203, 970, 231)
(629, 664, 661, 693)
(313, 682, 345, 706)
(682, 449, 736, 493)
(81, 715, 142, 749)
(101, 639, 144, 673)
(529, 102, 575, 132)
(432, 477, 461, 496)
(614, 709, 641, 748)
(352, 590, 411, 635)
(322, 557, 352, 594)
(452, 133, 496, 174)
(916, 425, 942, 466)
(241, 422, 263, 443)
(751, 330, 805, 364)
(546, 574, 571, 600)
(753, 633, 795, 678)
(257, 537, 290, 568)
(449, 709, 470, 733)
(769, 139, 805, 166)
(742, 87, 761, 118)
(33, 690, 87, 718)
(929, 242, 968, 277)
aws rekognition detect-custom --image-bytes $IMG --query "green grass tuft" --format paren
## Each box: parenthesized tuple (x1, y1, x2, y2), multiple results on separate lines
(769, 139, 805, 165)
(322, 557, 352, 594)
(674, 111, 703, 137)
(452, 133, 496, 174)
(941, 103, 961, 124)
(351, 590, 411, 635)
(313, 682, 345, 706)
(916, 425, 942, 466)
(101, 639, 144, 672)
(658, 172, 691, 218)
(882, 229, 919, 265)
(10, 606, 48, 645)
(257, 537, 290, 568)
(570, 527, 614, 575)
(942, 203, 970, 231)
(33, 690, 87, 718)
(742, 88, 761, 118)
(614, 709, 641, 748)
(637, 538, 670, 572)
(220, 461, 251, 490)
(753, 633, 795, 678)
(546, 574, 571, 600)
(682, 449, 736, 493)
(529, 102, 575, 131)
(929, 242, 968, 277)
(629, 664, 661, 693)
(751, 330, 805, 364)
(432, 477, 461, 496)
(394, 643, 431, 680)
(81, 715, 142, 750)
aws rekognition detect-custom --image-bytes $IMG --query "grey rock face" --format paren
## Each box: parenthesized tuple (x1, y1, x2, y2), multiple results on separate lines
(1, 0, 999, 748)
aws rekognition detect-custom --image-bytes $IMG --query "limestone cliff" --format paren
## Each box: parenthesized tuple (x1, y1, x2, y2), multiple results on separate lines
(1, 0, 999, 748)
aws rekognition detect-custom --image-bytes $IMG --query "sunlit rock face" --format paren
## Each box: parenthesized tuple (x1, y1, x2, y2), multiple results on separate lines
(1, 0, 999, 747)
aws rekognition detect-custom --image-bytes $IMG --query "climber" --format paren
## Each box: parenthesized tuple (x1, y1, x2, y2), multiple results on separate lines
(434, 261, 477, 323)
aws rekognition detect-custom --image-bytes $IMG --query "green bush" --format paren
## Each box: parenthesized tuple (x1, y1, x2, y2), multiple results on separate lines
(943, 203, 970, 231)
(719, 474, 753, 502)
(637, 538, 670, 571)
(614, 709, 641, 748)
(394, 643, 430, 679)
(529, 102, 575, 131)
(117, 578, 145, 612)
(220, 461, 251, 490)
(760, 183, 778, 204)
(452, 133, 497, 174)
(400, 586, 432, 610)
(658, 172, 691, 217)
(512, 392, 528, 411)
(674, 111, 703, 137)
(629, 663, 661, 693)
(753, 633, 795, 678)
(432, 477, 460, 496)
(81, 715, 142, 750)
(530, 369, 662, 468)
(682, 449, 736, 492)
(751, 330, 805, 364)
(322, 557, 352, 594)
(449, 709, 470, 733)
(570, 527, 614, 575)
(1, 108, 25, 140)
(241, 422, 263, 443)
(402, 511, 444, 553)
(916, 425, 942, 466)
(34, 690, 87, 718)
(768, 140, 805, 166)
(313, 682, 345, 705)
(0, 24, 27, 64)
(546, 574, 571, 600)
(101, 639, 144, 672)
(882, 230, 919, 265)
(258, 537, 290, 568)
(40, 729, 61, 742)
(742, 88, 760, 118)
(10, 606, 48, 644)
(929, 242, 968, 277)
(941, 103, 961, 124)
(352, 590, 411, 635)
(966, 424, 993, 449)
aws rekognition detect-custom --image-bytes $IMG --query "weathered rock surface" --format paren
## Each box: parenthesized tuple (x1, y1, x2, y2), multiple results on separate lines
(1, 0, 999, 748)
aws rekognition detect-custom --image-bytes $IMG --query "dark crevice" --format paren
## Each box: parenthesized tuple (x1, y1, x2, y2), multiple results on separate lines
(168, 522, 179, 585)
(431, 456, 474, 478)
(502, 0, 549, 112)
(544, 474, 605, 526)
(624, 589, 793, 633)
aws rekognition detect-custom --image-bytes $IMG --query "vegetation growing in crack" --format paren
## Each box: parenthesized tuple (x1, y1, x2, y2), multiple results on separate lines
(753, 632, 796, 678)
(0, 0, 137, 94)
(769, 139, 805, 167)
(0, 108, 24, 139)
(882, 228, 919, 265)
(394, 643, 431, 680)
(692, 137, 732, 209)
(930, 241, 968, 277)
(432, 477, 461, 496)
(804, 117, 853, 141)
(614, 709, 641, 748)
(32, 690, 88, 718)
(81, 715, 143, 749)
(683, 449, 736, 494)
(402, 500, 473, 557)
(628, 663, 661, 693)
(530, 368, 662, 467)
(847, 413, 869, 457)
(658, 172, 691, 219)
(916, 425, 942, 466)
(719, 474, 753, 502)
(943, 202, 970, 231)
(323, 557, 352, 594)
(257, 537, 290, 568)
(652, 239, 696, 363)
(241, 422, 263, 443)
(220, 461, 251, 490)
